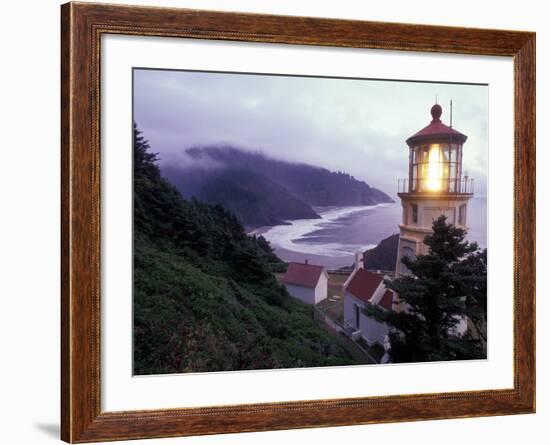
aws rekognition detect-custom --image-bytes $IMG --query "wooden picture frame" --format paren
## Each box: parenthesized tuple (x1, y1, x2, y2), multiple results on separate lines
(61, 2, 535, 442)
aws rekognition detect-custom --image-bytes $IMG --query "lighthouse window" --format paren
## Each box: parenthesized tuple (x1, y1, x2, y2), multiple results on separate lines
(411, 204, 418, 223)
(459, 204, 467, 226)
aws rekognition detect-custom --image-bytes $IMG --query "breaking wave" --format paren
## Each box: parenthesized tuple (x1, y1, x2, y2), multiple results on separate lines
(258, 205, 388, 258)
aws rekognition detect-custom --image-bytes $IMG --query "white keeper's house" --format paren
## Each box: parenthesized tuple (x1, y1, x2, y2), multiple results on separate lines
(343, 256, 396, 347)
(282, 260, 328, 305)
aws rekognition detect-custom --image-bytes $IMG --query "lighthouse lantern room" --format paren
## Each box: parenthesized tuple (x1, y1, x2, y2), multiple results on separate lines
(396, 103, 474, 276)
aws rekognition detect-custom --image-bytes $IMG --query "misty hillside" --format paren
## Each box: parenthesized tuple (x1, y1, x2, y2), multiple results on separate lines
(170, 167, 319, 227)
(162, 146, 394, 227)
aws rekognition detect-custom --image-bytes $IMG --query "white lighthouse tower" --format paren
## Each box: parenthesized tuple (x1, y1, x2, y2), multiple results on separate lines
(395, 103, 474, 275)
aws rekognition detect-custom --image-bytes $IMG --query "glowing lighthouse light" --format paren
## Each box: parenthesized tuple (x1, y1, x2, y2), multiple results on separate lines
(426, 143, 443, 191)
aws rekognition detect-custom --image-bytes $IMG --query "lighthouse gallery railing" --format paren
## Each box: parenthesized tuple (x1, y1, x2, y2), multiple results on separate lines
(397, 177, 475, 194)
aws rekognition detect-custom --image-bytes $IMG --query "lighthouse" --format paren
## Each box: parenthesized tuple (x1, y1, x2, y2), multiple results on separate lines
(395, 103, 474, 276)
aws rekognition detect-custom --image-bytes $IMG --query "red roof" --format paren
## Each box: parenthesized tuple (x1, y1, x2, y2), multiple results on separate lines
(406, 104, 467, 146)
(282, 262, 325, 288)
(345, 269, 383, 303)
(378, 289, 394, 311)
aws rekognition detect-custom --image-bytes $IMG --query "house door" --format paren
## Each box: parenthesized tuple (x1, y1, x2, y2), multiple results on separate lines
(355, 305, 360, 329)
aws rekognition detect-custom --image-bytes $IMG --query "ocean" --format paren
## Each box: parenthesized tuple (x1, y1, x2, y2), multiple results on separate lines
(255, 196, 487, 269)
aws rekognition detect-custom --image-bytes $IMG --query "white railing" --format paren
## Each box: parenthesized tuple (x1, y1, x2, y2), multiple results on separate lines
(398, 177, 474, 194)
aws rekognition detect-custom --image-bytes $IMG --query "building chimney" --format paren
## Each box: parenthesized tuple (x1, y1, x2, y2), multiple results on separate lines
(355, 252, 364, 271)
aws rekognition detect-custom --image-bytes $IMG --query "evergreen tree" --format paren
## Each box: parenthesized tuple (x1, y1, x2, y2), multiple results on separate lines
(134, 122, 160, 178)
(365, 215, 487, 363)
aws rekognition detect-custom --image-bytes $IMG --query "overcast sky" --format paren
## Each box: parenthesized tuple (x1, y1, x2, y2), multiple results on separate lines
(133, 68, 488, 197)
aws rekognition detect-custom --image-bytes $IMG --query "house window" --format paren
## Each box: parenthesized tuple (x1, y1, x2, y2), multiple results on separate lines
(355, 305, 360, 329)
(458, 204, 467, 226)
(411, 204, 418, 223)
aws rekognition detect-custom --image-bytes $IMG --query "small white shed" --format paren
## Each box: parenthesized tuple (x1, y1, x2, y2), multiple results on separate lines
(282, 261, 328, 305)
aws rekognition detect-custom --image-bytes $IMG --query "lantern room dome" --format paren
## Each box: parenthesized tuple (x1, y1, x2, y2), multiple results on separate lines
(406, 103, 467, 147)
(431, 103, 443, 121)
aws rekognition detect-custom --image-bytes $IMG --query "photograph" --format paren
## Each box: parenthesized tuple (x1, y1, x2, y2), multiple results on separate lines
(132, 68, 488, 375)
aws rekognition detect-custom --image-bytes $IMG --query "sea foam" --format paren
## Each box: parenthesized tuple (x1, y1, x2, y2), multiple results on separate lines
(260, 205, 385, 258)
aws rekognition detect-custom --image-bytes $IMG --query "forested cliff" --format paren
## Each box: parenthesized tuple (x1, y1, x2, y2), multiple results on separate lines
(163, 146, 393, 228)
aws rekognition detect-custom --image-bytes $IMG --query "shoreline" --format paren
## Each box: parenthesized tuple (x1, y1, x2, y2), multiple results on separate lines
(252, 204, 393, 268)
(249, 197, 486, 269)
